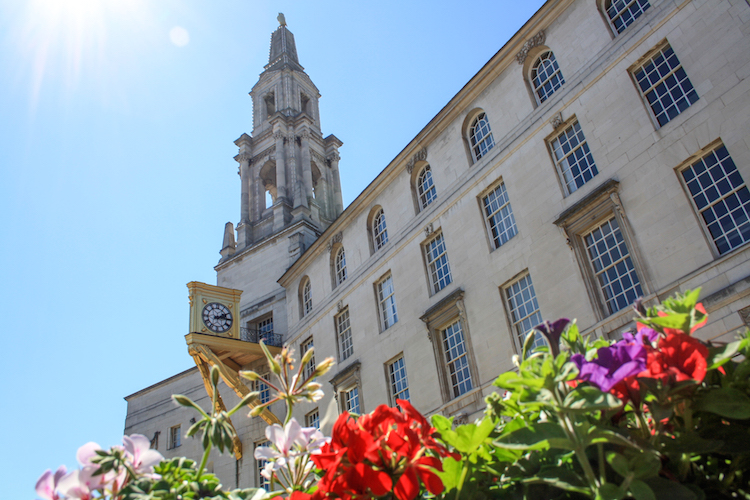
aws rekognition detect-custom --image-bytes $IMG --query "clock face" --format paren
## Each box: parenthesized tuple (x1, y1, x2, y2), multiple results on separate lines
(202, 302, 233, 334)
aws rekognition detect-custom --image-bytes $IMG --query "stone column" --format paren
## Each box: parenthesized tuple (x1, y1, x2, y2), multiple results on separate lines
(274, 131, 287, 202)
(328, 151, 343, 216)
(288, 134, 304, 208)
(237, 153, 251, 223)
(300, 130, 314, 204)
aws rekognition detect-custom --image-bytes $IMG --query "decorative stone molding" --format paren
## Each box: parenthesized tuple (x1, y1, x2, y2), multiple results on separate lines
(273, 131, 285, 140)
(251, 145, 276, 165)
(739, 306, 750, 326)
(299, 130, 310, 140)
(326, 151, 341, 165)
(549, 112, 564, 129)
(515, 30, 546, 64)
(311, 151, 327, 165)
(337, 300, 344, 312)
(424, 223, 434, 238)
(326, 232, 343, 252)
(406, 147, 428, 174)
(235, 152, 252, 163)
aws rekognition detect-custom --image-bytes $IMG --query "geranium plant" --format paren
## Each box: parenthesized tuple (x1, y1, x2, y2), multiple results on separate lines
(37, 289, 750, 500)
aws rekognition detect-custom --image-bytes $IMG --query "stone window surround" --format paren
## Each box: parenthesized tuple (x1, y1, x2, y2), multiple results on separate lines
(329, 360, 363, 415)
(299, 276, 312, 318)
(305, 408, 320, 429)
(335, 305, 354, 362)
(329, 240, 347, 289)
(416, 164, 438, 212)
(420, 288, 481, 406)
(300, 336, 315, 380)
(529, 50, 566, 105)
(367, 205, 389, 254)
(501, 271, 544, 354)
(478, 177, 519, 252)
(375, 271, 399, 332)
(545, 114, 599, 197)
(167, 424, 181, 450)
(554, 178, 650, 321)
(421, 228, 453, 296)
(599, 0, 651, 36)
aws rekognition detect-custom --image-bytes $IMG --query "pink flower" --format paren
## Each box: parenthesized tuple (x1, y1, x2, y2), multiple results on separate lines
(35, 466, 66, 500)
(56, 467, 105, 500)
(123, 434, 163, 475)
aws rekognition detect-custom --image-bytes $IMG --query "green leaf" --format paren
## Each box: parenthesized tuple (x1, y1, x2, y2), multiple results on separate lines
(436, 456, 462, 491)
(643, 477, 697, 500)
(526, 466, 590, 494)
(629, 479, 657, 500)
(564, 386, 623, 413)
(450, 417, 495, 454)
(643, 313, 690, 332)
(588, 428, 639, 449)
(693, 387, 750, 419)
(494, 422, 574, 450)
(522, 328, 537, 360)
(630, 451, 660, 479)
(606, 451, 629, 478)
(707, 339, 747, 370)
(597, 482, 625, 500)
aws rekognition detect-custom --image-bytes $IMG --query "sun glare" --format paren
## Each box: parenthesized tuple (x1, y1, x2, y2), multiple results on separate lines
(14, 0, 152, 110)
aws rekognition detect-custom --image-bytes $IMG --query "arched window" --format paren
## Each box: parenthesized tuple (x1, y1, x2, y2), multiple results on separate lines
(417, 165, 437, 210)
(335, 247, 347, 285)
(300, 278, 312, 317)
(469, 113, 495, 162)
(531, 51, 565, 104)
(373, 209, 388, 250)
(604, 0, 650, 35)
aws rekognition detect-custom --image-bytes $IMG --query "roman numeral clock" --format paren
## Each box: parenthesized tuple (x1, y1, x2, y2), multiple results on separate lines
(187, 282, 243, 339)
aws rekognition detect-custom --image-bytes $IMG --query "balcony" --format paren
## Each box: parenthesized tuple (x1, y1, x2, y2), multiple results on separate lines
(240, 327, 283, 348)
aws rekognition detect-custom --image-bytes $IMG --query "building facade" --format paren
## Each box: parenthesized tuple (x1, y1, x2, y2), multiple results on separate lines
(125, 0, 750, 491)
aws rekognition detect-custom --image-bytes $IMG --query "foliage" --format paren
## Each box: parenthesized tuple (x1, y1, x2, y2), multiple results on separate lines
(37, 289, 750, 500)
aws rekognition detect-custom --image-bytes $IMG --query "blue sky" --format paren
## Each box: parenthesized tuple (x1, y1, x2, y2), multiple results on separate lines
(0, 0, 545, 497)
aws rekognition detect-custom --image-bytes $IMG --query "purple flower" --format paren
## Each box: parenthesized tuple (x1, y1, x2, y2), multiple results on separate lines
(571, 339, 647, 392)
(534, 318, 570, 356)
(623, 327, 658, 346)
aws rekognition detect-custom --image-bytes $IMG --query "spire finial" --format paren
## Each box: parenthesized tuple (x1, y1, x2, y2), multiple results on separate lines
(277, 13, 286, 26)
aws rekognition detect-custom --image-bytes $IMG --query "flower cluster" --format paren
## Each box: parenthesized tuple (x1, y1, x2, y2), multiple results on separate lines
(254, 418, 328, 492)
(310, 399, 455, 500)
(36, 435, 162, 500)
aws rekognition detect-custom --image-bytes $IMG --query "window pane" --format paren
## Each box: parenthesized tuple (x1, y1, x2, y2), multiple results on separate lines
(532, 51, 565, 104)
(425, 233, 453, 293)
(550, 121, 598, 195)
(442, 321, 472, 398)
(388, 357, 410, 402)
(483, 182, 518, 249)
(505, 274, 544, 350)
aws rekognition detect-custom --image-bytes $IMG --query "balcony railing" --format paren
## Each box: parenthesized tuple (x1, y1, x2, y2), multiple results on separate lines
(240, 327, 283, 348)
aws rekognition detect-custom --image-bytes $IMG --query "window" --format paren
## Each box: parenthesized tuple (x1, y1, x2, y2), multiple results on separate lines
(387, 356, 410, 403)
(343, 386, 360, 414)
(305, 409, 320, 429)
(584, 217, 643, 314)
(300, 278, 312, 317)
(301, 337, 316, 380)
(376, 274, 398, 330)
(680, 143, 750, 255)
(481, 181, 518, 249)
(417, 165, 437, 210)
(531, 51, 565, 104)
(469, 112, 495, 162)
(373, 208, 388, 250)
(168, 425, 181, 449)
(255, 441, 271, 491)
(549, 120, 598, 195)
(255, 376, 271, 404)
(424, 232, 453, 294)
(605, 0, 650, 35)
(554, 179, 648, 320)
(442, 321, 473, 398)
(258, 316, 273, 341)
(335, 247, 347, 285)
(633, 44, 698, 127)
(336, 307, 353, 361)
(504, 273, 544, 351)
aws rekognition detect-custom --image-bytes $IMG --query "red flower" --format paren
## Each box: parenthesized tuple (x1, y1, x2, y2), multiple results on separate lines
(311, 400, 451, 500)
(642, 332, 708, 383)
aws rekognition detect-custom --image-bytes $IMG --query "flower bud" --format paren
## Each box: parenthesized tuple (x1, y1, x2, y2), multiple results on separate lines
(240, 370, 260, 382)
(313, 357, 335, 378)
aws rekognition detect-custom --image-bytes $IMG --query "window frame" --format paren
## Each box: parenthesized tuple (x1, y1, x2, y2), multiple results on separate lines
(167, 425, 181, 450)
(329, 361, 363, 415)
(417, 164, 438, 211)
(385, 354, 410, 405)
(299, 277, 312, 318)
(305, 408, 320, 430)
(375, 272, 399, 331)
(554, 179, 649, 320)
(676, 140, 750, 258)
(468, 112, 495, 163)
(334, 246, 347, 285)
(479, 179, 519, 251)
(255, 440, 271, 491)
(546, 117, 599, 196)
(372, 208, 389, 251)
(301, 336, 315, 380)
(602, 0, 651, 36)
(629, 40, 699, 129)
(530, 50, 565, 105)
(335, 306, 354, 361)
(502, 271, 545, 354)
(423, 230, 453, 295)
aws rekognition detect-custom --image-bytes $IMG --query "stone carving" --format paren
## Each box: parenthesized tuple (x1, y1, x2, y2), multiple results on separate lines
(299, 130, 310, 140)
(516, 30, 546, 65)
(311, 151, 326, 165)
(235, 152, 252, 164)
(406, 147, 428, 174)
(452, 413, 469, 426)
(251, 145, 275, 166)
(329, 232, 343, 252)
(424, 223, 434, 237)
(273, 131, 285, 140)
(326, 151, 341, 165)
(337, 300, 344, 312)
(610, 191, 625, 219)
(550, 112, 564, 129)
(739, 305, 750, 326)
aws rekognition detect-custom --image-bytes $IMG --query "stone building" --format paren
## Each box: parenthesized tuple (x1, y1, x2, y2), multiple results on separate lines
(125, 0, 750, 491)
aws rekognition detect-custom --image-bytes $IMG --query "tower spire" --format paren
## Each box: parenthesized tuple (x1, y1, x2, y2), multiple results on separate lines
(266, 13, 302, 72)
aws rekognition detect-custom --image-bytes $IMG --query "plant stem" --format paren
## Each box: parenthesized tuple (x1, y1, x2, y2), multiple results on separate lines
(561, 414, 600, 493)
(597, 443, 606, 485)
(454, 461, 470, 500)
(196, 446, 211, 481)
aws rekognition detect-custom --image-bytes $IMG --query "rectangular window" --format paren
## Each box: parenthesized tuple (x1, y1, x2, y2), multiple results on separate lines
(343, 387, 360, 414)
(442, 321, 473, 398)
(377, 274, 399, 330)
(255, 441, 271, 491)
(504, 274, 544, 351)
(482, 182, 518, 249)
(168, 425, 181, 449)
(549, 121, 598, 195)
(255, 376, 271, 404)
(258, 317, 273, 337)
(584, 217, 643, 314)
(633, 44, 698, 127)
(680, 144, 750, 255)
(387, 356, 410, 403)
(305, 409, 320, 430)
(336, 308, 353, 361)
(301, 337, 315, 380)
(425, 233, 452, 294)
